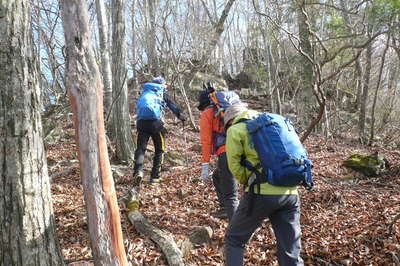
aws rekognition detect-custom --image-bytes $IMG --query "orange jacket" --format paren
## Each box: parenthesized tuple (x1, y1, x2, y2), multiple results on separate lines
(200, 106, 226, 163)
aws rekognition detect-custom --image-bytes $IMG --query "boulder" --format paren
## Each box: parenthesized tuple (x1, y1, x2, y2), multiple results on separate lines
(343, 153, 388, 177)
(181, 226, 213, 257)
(164, 151, 186, 166)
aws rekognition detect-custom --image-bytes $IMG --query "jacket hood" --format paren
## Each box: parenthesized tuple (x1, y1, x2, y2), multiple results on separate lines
(232, 109, 259, 124)
(142, 82, 165, 93)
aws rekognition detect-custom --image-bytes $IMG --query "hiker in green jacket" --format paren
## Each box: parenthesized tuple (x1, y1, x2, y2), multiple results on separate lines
(223, 104, 304, 266)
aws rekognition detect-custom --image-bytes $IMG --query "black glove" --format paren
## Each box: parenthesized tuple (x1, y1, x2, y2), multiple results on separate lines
(178, 113, 187, 122)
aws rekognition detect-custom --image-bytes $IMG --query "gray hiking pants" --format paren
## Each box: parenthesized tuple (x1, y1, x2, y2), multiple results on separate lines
(224, 193, 303, 266)
(212, 152, 239, 221)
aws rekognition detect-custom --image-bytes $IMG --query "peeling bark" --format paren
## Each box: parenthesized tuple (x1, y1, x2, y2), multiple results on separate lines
(60, 0, 128, 265)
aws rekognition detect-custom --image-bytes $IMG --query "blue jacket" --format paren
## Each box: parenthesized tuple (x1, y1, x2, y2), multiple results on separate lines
(136, 82, 181, 120)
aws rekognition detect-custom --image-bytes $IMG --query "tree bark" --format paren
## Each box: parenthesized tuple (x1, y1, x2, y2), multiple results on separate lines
(339, 0, 363, 112)
(60, 1, 128, 265)
(111, 0, 135, 164)
(129, 0, 138, 94)
(369, 33, 390, 145)
(359, 41, 372, 141)
(146, 0, 158, 75)
(0, 1, 64, 265)
(95, 0, 113, 118)
(296, 0, 315, 126)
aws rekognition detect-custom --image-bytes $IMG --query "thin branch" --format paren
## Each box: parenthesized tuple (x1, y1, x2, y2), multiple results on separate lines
(200, 0, 216, 25)
(322, 30, 387, 65)
(306, 0, 371, 15)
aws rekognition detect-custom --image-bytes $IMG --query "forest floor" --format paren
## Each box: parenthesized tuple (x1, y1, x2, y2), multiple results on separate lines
(47, 98, 400, 266)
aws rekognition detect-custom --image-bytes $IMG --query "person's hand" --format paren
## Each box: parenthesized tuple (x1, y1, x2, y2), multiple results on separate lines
(201, 163, 209, 181)
(178, 113, 187, 122)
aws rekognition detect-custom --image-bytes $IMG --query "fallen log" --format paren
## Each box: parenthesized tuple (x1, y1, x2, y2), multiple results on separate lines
(124, 188, 184, 266)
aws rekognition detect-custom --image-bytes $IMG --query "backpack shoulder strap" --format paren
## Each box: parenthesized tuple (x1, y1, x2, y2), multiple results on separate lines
(234, 118, 250, 125)
(209, 92, 219, 107)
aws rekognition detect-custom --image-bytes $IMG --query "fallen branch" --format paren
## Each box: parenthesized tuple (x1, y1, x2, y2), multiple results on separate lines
(124, 189, 184, 266)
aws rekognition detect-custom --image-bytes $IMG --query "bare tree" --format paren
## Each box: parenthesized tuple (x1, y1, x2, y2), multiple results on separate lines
(184, 0, 236, 88)
(146, 0, 159, 75)
(59, 0, 128, 265)
(295, 0, 315, 124)
(111, 0, 135, 164)
(95, 0, 113, 117)
(31, 0, 66, 107)
(358, 32, 373, 141)
(0, 0, 64, 265)
(369, 32, 390, 145)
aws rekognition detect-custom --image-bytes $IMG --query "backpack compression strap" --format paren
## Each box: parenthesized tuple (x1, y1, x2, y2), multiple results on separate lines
(303, 159, 314, 190)
(240, 159, 270, 216)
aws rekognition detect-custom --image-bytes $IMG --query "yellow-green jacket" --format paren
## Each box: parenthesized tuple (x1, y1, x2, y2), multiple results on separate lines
(226, 110, 298, 195)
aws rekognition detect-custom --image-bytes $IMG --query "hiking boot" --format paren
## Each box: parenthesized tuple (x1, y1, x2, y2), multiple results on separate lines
(132, 170, 144, 186)
(150, 177, 162, 185)
(211, 208, 228, 219)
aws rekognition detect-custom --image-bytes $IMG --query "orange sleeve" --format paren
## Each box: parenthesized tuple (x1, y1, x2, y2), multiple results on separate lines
(200, 108, 214, 163)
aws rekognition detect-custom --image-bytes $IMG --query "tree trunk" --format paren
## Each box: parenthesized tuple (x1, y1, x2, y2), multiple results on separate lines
(146, 0, 158, 75)
(369, 33, 390, 145)
(60, 1, 128, 265)
(339, 0, 363, 112)
(183, 0, 236, 89)
(359, 41, 372, 141)
(296, 0, 315, 127)
(130, 0, 138, 94)
(0, 1, 64, 265)
(95, 0, 113, 119)
(111, 0, 135, 164)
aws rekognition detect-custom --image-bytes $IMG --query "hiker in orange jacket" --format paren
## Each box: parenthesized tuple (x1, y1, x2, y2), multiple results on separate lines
(197, 82, 240, 220)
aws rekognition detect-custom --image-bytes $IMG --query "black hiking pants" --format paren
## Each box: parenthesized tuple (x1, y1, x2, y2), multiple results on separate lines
(133, 119, 166, 179)
(224, 193, 303, 266)
(212, 152, 239, 221)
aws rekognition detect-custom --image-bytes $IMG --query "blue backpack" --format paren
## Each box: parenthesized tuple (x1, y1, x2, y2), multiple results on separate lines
(136, 83, 165, 120)
(241, 113, 313, 189)
(210, 91, 242, 149)
(211, 91, 242, 110)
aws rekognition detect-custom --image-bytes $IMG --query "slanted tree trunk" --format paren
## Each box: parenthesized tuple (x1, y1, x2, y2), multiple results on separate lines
(0, 0, 64, 265)
(95, 0, 113, 119)
(111, 0, 135, 164)
(60, 1, 128, 265)
(183, 0, 236, 89)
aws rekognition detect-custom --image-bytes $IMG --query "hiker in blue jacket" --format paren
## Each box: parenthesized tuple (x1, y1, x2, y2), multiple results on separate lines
(223, 104, 304, 266)
(133, 77, 186, 185)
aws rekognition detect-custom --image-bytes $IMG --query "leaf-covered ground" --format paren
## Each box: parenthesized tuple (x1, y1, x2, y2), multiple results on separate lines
(48, 104, 400, 266)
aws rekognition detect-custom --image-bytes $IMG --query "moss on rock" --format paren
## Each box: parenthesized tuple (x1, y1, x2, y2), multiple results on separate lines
(343, 153, 388, 177)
